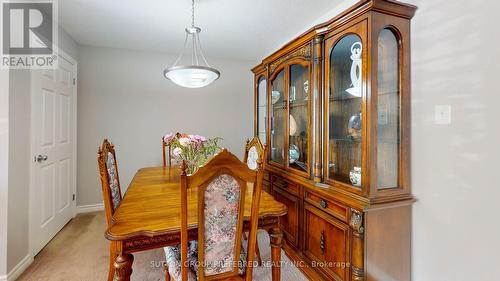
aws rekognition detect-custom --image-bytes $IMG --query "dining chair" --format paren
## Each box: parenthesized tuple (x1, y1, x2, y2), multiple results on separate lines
(162, 136, 172, 167)
(243, 137, 265, 172)
(97, 139, 124, 281)
(242, 137, 266, 266)
(164, 149, 264, 281)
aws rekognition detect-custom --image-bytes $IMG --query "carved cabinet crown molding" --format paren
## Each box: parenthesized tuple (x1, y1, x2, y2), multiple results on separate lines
(269, 44, 312, 74)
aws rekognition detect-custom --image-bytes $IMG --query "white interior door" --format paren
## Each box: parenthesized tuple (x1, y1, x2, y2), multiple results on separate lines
(31, 53, 76, 255)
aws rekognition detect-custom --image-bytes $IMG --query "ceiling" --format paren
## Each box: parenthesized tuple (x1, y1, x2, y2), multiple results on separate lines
(58, 0, 348, 62)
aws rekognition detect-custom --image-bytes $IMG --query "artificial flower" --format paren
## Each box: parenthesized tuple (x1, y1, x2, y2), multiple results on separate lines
(172, 147, 182, 157)
(178, 137, 192, 147)
(163, 133, 175, 145)
(164, 132, 222, 174)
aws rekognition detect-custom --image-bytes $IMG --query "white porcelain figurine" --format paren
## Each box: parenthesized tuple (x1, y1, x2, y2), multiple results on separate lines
(346, 42, 362, 97)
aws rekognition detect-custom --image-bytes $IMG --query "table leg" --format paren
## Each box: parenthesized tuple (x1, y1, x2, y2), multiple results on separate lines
(114, 251, 134, 281)
(269, 227, 283, 281)
(108, 241, 118, 281)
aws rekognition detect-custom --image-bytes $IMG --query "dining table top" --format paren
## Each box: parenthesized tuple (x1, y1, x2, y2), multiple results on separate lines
(106, 166, 287, 241)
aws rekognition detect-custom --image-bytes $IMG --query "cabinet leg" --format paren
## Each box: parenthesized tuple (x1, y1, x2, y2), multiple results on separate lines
(269, 227, 283, 281)
(350, 209, 365, 281)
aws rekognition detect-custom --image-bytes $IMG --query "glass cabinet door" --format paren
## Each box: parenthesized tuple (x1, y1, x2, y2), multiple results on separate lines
(270, 70, 285, 165)
(377, 28, 400, 189)
(288, 64, 309, 173)
(327, 34, 363, 188)
(257, 76, 267, 144)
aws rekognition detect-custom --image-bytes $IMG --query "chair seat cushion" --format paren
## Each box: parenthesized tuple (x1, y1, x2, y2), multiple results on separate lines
(164, 243, 197, 281)
(164, 240, 247, 280)
(189, 240, 247, 277)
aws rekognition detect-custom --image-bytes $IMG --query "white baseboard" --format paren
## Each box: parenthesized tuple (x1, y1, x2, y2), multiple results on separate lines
(0, 254, 33, 281)
(76, 203, 104, 214)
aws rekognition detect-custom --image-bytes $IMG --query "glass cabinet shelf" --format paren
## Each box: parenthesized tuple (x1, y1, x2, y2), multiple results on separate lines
(289, 101, 308, 109)
(326, 33, 363, 188)
(329, 95, 362, 102)
(270, 70, 285, 165)
(256, 76, 267, 145)
(268, 61, 310, 175)
(288, 63, 309, 174)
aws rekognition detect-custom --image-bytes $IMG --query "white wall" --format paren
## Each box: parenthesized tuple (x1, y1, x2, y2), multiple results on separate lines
(408, 0, 500, 280)
(77, 46, 254, 207)
(6, 70, 31, 272)
(0, 69, 9, 278)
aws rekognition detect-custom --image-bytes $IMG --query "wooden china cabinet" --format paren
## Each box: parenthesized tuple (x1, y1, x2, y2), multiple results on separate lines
(252, 1, 416, 280)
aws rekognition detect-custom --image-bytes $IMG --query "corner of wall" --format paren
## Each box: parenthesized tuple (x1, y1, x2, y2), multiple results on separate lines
(0, 254, 32, 281)
(0, 69, 10, 277)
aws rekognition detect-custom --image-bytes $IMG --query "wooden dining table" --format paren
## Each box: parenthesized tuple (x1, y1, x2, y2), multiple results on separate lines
(105, 166, 287, 281)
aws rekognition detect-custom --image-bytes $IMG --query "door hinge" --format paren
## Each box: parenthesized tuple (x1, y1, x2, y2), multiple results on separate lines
(73, 78, 76, 85)
(72, 194, 76, 201)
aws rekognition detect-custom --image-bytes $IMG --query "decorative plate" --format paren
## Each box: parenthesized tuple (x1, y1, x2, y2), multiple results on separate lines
(303, 80, 309, 101)
(289, 144, 300, 164)
(246, 146, 259, 170)
(271, 91, 280, 104)
(348, 112, 361, 140)
(289, 115, 297, 136)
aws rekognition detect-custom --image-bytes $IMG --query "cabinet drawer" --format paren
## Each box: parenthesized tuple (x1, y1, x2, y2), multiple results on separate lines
(271, 174, 299, 196)
(305, 192, 348, 223)
(273, 187, 300, 249)
(304, 203, 350, 281)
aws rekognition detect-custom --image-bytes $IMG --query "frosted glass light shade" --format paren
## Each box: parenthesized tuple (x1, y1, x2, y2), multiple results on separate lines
(164, 65, 220, 88)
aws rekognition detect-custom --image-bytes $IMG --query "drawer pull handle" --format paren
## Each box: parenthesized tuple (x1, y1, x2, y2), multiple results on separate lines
(320, 230, 325, 254)
(320, 199, 328, 209)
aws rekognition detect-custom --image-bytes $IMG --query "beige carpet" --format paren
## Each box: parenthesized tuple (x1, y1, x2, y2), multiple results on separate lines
(17, 212, 308, 281)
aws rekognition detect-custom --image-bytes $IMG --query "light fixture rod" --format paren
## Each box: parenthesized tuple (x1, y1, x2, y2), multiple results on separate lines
(172, 32, 189, 67)
(191, 0, 195, 27)
(196, 32, 210, 67)
(193, 35, 199, 65)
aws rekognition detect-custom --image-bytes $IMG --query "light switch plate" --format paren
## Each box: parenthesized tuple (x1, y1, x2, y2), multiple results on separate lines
(435, 105, 451, 125)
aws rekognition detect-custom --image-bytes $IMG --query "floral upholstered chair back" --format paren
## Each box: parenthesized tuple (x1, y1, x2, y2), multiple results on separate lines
(97, 139, 123, 225)
(179, 149, 264, 281)
(244, 137, 265, 171)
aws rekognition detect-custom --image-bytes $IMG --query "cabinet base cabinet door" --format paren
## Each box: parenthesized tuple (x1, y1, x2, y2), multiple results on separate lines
(263, 180, 271, 193)
(304, 203, 350, 281)
(273, 187, 300, 249)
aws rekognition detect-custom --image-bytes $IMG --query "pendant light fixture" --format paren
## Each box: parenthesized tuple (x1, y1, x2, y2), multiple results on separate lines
(163, 0, 220, 88)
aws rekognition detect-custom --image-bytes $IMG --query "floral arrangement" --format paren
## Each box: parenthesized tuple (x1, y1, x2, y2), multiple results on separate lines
(164, 132, 222, 174)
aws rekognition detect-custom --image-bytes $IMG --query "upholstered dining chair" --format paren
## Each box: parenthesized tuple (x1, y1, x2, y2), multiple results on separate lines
(162, 136, 172, 167)
(164, 149, 264, 281)
(243, 137, 265, 172)
(97, 139, 124, 281)
(242, 137, 266, 266)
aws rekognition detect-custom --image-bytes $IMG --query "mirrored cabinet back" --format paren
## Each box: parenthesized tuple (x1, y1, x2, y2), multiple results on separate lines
(252, 0, 417, 280)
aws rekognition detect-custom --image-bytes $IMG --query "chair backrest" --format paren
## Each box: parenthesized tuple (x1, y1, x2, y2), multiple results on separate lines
(243, 137, 265, 171)
(162, 137, 171, 167)
(163, 133, 183, 167)
(180, 149, 264, 281)
(97, 139, 123, 226)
